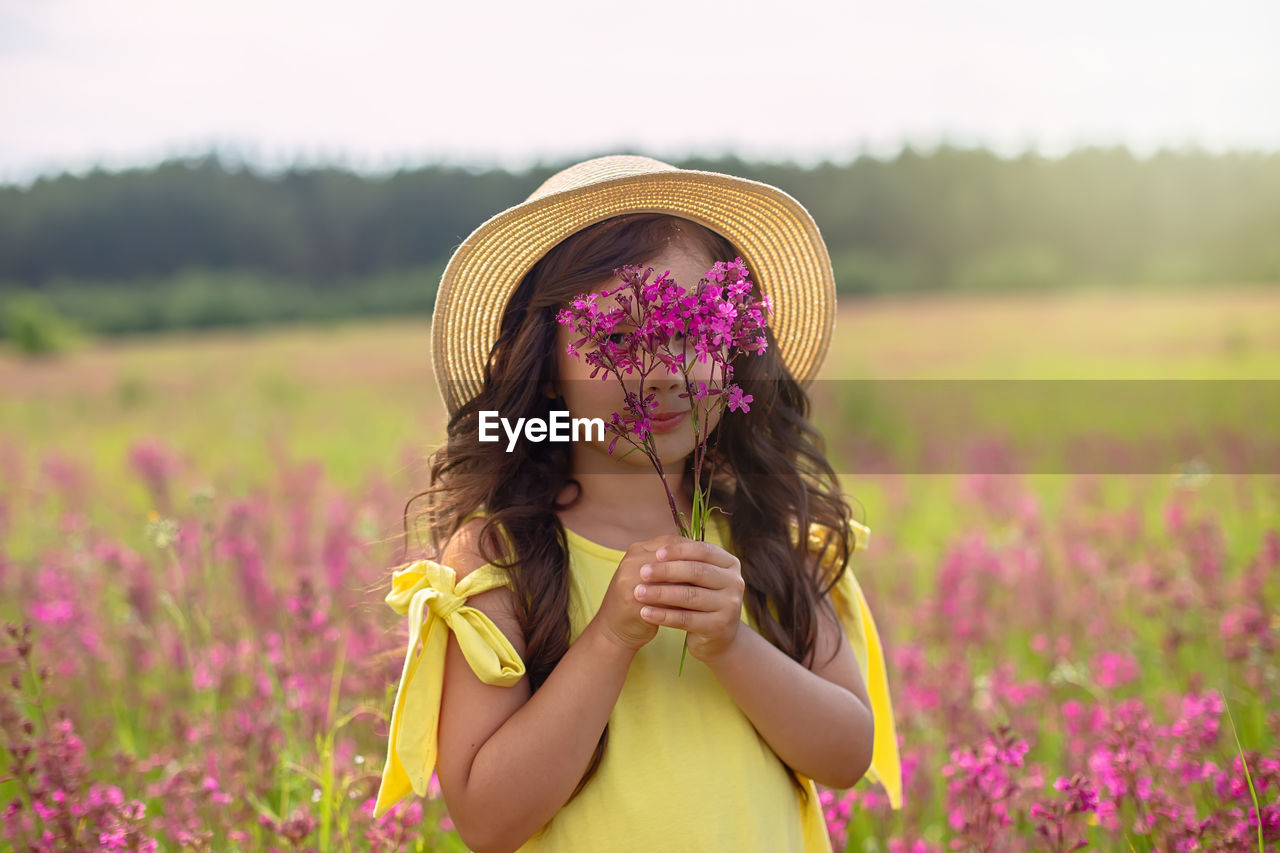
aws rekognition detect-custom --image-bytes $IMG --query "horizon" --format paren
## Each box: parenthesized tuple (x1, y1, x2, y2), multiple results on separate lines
(5, 139, 1278, 192)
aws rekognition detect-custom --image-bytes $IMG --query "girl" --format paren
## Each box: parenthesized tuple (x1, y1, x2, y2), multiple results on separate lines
(373, 155, 901, 851)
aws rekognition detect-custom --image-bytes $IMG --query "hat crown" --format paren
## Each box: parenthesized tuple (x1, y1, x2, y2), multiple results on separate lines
(528, 155, 678, 202)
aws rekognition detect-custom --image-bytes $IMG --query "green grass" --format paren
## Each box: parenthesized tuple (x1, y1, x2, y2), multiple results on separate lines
(3, 285, 1276, 496)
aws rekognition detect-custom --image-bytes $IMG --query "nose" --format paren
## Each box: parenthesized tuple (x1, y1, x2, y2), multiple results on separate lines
(644, 369, 683, 395)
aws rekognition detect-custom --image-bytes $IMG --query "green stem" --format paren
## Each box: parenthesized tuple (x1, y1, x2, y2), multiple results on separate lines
(318, 643, 346, 852)
(1222, 690, 1265, 853)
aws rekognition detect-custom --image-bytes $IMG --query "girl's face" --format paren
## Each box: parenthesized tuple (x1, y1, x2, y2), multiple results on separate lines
(553, 239, 721, 470)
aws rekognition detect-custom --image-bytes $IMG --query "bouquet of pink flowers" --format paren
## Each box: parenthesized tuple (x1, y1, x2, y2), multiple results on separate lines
(557, 258, 772, 674)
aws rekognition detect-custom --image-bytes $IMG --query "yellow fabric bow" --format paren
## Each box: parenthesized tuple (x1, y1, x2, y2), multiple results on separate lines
(806, 519, 904, 809)
(372, 559, 525, 819)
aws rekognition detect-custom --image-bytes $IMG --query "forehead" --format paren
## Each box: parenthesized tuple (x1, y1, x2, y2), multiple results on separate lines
(578, 239, 716, 302)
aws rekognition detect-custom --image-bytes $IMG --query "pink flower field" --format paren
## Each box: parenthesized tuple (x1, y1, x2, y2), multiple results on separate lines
(2, 292, 1279, 851)
(1, 433, 1276, 852)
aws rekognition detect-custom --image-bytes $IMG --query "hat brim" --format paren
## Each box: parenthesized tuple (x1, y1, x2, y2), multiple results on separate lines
(431, 166, 836, 416)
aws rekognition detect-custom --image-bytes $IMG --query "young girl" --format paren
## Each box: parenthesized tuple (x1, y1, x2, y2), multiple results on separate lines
(373, 155, 901, 851)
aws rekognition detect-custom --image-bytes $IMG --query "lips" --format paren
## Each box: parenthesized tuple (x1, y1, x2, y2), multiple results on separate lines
(648, 409, 689, 433)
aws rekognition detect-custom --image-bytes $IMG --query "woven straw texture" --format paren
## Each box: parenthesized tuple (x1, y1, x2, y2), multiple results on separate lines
(431, 155, 836, 415)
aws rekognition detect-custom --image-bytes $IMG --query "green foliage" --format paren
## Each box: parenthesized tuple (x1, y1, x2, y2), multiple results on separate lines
(0, 290, 84, 355)
(1, 147, 1279, 336)
(830, 248, 932, 296)
(954, 243, 1068, 292)
(9, 264, 443, 336)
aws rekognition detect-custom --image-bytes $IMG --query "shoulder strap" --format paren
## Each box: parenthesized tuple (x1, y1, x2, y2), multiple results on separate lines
(372, 558, 523, 818)
(806, 521, 903, 809)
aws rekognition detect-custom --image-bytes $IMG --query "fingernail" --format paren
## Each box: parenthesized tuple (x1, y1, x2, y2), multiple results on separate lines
(656, 548, 667, 560)
(635, 584, 647, 598)
(641, 564, 653, 580)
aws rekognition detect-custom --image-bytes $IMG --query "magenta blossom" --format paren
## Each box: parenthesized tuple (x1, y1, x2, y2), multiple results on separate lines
(557, 258, 773, 675)
(556, 258, 772, 522)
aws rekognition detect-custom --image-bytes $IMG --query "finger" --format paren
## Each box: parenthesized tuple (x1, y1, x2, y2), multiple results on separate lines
(653, 540, 738, 569)
(639, 605, 722, 632)
(641, 560, 724, 589)
(653, 533, 688, 550)
(634, 582, 717, 611)
(632, 533, 682, 557)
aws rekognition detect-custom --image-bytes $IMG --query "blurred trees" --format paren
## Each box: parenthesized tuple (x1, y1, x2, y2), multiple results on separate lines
(0, 146, 1276, 337)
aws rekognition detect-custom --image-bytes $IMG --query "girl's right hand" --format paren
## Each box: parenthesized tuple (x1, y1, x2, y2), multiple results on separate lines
(591, 534, 682, 653)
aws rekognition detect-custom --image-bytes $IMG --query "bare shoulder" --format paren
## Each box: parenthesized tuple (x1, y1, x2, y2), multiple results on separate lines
(439, 518, 522, 641)
(440, 517, 497, 578)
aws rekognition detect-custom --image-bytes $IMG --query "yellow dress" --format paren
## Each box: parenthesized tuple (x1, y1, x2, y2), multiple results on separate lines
(373, 516, 902, 850)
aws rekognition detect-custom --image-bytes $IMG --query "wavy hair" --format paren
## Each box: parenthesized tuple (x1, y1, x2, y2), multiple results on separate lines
(403, 212, 858, 806)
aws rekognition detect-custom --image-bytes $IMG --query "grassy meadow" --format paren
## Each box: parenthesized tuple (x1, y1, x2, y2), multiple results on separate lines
(1, 284, 1278, 851)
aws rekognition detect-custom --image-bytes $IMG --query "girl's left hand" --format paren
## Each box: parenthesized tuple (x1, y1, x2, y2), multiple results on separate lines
(633, 537, 745, 664)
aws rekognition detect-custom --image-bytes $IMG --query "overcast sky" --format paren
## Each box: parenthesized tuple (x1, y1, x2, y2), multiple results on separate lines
(2, 0, 1277, 185)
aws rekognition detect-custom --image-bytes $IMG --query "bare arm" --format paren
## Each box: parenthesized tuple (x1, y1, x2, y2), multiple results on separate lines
(435, 521, 643, 853)
(703, 603, 874, 789)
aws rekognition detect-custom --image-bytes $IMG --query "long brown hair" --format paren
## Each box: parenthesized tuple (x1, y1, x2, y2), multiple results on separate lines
(403, 212, 857, 805)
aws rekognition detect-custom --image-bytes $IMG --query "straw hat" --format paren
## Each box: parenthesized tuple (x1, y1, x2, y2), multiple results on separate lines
(431, 154, 837, 416)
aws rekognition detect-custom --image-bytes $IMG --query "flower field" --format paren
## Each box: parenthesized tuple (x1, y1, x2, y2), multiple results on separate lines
(2, 285, 1278, 851)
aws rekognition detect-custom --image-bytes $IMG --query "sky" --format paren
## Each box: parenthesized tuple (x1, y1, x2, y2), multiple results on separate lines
(2, 0, 1278, 185)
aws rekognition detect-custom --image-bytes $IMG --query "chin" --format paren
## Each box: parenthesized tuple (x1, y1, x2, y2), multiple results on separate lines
(648, 436, 698, 466)
(586, 428, 698, 470)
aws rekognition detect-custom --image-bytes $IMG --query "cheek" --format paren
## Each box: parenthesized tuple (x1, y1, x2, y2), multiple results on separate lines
(555, 346, 602, 397)
(688, 355, 718, 385)
(555, 345, 630, 417)
(560, 375, 622, 419)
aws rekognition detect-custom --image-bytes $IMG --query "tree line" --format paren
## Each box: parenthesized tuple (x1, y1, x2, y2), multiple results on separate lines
(1, 145, 1277, 340)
